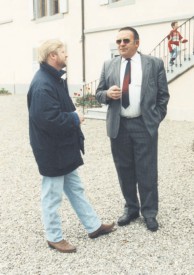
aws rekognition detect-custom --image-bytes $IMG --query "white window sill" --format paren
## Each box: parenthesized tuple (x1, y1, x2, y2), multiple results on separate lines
(109, 0, 135, 8)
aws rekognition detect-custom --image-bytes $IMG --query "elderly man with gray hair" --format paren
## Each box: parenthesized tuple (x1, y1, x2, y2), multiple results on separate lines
(27, 39, 115, 253)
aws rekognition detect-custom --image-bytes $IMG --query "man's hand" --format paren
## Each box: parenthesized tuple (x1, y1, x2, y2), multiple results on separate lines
(107, 85, 122, 100)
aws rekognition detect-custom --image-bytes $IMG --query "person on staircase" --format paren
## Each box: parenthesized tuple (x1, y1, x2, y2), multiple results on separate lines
(167, 21, 188, 66)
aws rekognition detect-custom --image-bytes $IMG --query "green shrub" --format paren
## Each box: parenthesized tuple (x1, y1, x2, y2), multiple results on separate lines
(0, 88, 11, 95)
(75, 93, 101, 108)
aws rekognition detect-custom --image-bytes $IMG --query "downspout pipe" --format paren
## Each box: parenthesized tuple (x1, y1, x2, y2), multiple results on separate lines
(81, 0, 86, 113)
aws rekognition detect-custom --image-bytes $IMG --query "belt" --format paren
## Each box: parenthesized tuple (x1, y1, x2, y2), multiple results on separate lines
(121, 115, 142, 119)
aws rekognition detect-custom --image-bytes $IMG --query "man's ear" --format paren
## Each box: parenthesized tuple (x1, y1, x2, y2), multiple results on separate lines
(49, 51, 57, 59)
(135, 40, 140, 47)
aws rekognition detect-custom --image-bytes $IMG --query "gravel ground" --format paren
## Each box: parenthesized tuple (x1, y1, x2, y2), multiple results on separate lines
(0, 94, 194, 275)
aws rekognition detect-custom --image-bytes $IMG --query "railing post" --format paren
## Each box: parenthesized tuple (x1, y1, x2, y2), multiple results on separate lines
(188, 19, 191, 60)
(193, 16, 194, 55)
(184, 24, 187, 61)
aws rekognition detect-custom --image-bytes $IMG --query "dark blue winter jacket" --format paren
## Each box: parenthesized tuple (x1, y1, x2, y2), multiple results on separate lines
(27, 62, 84, 176)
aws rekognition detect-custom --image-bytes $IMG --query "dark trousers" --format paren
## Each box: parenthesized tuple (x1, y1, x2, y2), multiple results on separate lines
(110, 116, 158, 218)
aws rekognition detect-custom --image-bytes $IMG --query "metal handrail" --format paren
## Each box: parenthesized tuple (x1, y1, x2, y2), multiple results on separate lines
(149, 16, 194, 73)
(74, 79, 101, 114)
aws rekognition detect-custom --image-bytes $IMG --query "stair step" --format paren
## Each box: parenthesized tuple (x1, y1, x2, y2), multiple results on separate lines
(167, 55, 194, 82)
(84, 106, 107, 120)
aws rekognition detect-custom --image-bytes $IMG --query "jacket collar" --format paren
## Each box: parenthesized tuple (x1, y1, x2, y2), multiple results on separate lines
(40, 62, 65, 80)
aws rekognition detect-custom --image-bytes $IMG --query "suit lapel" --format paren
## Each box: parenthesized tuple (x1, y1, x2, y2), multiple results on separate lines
(112, 56, 121, 87)
(140, 54, 151, 102)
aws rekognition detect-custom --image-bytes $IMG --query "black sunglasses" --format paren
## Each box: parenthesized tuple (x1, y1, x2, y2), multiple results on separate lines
(116, 39, 130, 45)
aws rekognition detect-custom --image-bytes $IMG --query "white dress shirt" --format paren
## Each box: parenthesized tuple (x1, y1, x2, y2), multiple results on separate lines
(120, 52, 142, 118)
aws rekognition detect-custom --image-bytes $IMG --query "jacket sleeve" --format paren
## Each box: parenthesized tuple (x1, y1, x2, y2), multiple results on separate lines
(96, 61, 112, 105)
(156, 60, 170, 121)
(28, 88, 79, 137)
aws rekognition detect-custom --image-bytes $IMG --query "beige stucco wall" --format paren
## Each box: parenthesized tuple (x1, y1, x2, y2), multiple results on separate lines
(167, 67, 194, 121)
(0, 0, 84, 93)
(85, 0, 194, 31)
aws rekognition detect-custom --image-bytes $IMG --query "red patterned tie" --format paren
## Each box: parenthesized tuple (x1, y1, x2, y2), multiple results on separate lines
(122, 58, 131, 108)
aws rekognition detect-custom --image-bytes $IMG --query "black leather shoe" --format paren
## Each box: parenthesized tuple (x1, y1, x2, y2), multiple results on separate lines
(118, 211, 139, 226)
(145, 217, 158, 232)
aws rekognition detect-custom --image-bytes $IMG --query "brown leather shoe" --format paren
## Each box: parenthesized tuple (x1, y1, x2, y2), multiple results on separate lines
(47, 240, 76, 253)
(88, 222, 116, 239)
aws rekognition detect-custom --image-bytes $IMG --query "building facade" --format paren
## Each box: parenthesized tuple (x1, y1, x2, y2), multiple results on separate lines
(0, 0, 194, 120)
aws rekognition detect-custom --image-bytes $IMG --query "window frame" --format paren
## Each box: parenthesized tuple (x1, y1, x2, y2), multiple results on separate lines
(30, 0, 68, 20)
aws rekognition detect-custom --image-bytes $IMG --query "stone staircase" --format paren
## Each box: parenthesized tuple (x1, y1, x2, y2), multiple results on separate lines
(167, 54, 194, 83)
(84, 105, 107, 120)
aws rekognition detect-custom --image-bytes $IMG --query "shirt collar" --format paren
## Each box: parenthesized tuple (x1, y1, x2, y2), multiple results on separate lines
(121, 52, 140, 63)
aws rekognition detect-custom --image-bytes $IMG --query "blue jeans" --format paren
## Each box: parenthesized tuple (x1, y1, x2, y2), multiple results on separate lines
(41, 169, 101, 242)
(170, 46, 179, 60)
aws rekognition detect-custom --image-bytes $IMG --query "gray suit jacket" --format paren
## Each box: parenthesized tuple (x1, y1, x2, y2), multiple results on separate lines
(96, 53, 170, 138)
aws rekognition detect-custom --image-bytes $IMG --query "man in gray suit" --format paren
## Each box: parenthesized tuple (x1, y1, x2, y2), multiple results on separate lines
(96, 26, 169, 232)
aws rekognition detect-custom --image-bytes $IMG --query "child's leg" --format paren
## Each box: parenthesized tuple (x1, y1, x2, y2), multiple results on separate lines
(168, 40, 173, 53)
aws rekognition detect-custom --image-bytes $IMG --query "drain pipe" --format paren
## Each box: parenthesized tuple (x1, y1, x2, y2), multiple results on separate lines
(81, 0, 86, 113)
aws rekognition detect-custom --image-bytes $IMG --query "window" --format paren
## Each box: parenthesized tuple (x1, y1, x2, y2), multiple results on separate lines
(30, 0, 68, 20)
(38, 0, 48, 18)
(50, 0, 59, 15)
(32, 47, 39, 74)
(37, 0, 59, 18)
